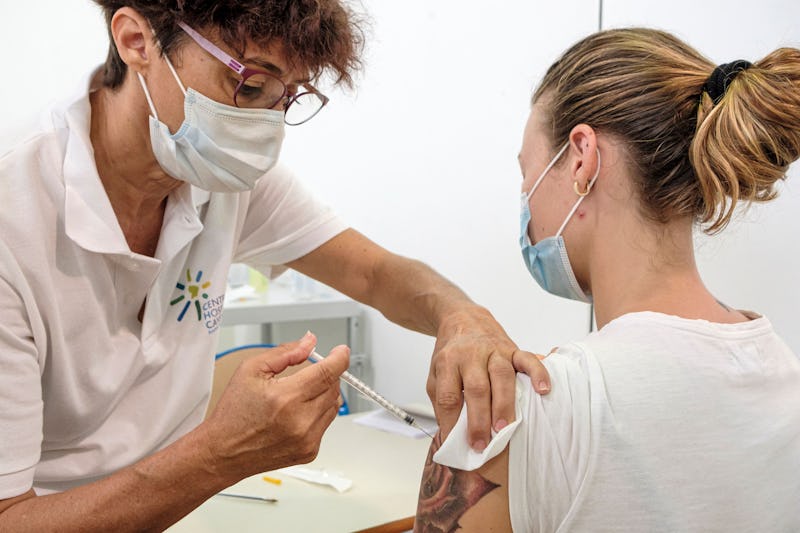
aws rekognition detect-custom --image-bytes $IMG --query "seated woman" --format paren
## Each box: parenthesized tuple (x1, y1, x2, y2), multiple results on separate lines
(414, 28, 800, 532)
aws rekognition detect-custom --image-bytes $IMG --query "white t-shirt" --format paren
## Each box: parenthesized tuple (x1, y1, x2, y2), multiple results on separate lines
(509, 312, 800, 533)
(0, 70, 347, 498)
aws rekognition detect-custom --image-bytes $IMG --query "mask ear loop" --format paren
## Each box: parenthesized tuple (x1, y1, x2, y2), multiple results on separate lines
(137, 72, 160, 120)
(555, 148, 601, 237)
(163, 55, 187, 96)
(525, 142, 570, 201)
(152, 26, 187, 96)
(136, 33, 187, 120)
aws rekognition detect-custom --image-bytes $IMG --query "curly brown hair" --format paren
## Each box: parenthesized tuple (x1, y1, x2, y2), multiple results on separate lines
(92, 0, 366, 90)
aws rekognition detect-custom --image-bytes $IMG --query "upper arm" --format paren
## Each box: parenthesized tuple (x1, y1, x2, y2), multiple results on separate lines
(0, 242, 47, 500)
(414, 434, 512, 532)
(414, 355, 593, 532)
(0, 277, 43, 499)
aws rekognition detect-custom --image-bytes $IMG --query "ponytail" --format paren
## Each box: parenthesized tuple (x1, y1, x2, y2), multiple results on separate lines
(692, 47, 800, 233)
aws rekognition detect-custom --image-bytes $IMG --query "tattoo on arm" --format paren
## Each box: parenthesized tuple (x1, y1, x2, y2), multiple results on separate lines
(414, 433, 499, 533)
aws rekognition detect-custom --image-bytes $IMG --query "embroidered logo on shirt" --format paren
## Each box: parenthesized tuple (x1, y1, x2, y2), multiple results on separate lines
(170, 269, 211, 321)
(170, 269, 225, 333)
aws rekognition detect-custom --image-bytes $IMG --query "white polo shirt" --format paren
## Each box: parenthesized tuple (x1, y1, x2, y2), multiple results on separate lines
(0, 70, 347, 498)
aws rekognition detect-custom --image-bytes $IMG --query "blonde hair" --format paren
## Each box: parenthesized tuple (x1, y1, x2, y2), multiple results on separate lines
(534, 28, 800, 233)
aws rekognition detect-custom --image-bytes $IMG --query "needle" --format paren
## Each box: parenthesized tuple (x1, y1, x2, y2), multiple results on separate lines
(216, 492, 278, 503)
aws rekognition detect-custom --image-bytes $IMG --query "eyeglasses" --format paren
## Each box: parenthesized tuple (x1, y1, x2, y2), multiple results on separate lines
(176, 21, 329, 125)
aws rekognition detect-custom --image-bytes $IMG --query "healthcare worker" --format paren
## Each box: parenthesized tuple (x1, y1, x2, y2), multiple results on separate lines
(0, 1, 550, 530)
(414, 28, 800, 532)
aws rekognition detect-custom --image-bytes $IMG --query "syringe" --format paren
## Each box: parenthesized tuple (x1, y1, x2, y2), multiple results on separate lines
(308, 351, 434, 438)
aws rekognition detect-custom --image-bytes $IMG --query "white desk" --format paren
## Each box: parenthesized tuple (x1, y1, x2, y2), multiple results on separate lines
(167, 415, 430, 533)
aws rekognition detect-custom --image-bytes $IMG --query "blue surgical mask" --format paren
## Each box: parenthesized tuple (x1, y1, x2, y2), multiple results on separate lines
(137, 56, 285, 193)
(519, 143, 600, 303)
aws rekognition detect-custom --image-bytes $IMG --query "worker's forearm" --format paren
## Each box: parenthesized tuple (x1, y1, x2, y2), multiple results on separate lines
(286, 229, 483, 336)
(367, 255, 480, 336)
(0, 423, 231, 533)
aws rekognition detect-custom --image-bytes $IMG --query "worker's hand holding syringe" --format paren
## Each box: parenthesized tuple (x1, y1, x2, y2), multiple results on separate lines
(203, 332, 349, 483)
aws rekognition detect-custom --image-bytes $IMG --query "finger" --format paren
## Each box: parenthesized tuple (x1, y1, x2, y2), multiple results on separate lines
(488, 355, 517, 432)
(462, 364, 492, 452)
(512, 349, 551, 394)
(293, 344, 350, 399)
(256, 332, 318, 376)
(430, 358, 464, 441)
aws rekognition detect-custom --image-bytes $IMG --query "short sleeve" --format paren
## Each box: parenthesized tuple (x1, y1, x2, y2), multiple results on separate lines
(0, 247, 44, 499)
(233, 163, 348, 277)
(508, 343, 592, 532)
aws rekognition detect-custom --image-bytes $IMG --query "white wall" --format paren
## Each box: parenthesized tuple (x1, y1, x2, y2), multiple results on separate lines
(0, 1, 108, 152)
(2, 1, 796, 407)
(602, 0, 800, 353)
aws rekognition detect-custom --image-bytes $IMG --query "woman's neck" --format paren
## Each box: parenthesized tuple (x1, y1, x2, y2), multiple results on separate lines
(588, 217, 749, 329)
(89, 77, 183, 256)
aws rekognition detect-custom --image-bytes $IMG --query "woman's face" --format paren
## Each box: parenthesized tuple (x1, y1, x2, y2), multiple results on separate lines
(518, 103, 579, 245)
(143, 28, 308, 134)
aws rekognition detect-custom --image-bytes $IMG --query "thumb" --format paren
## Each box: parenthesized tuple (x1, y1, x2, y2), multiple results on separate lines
(294, 344, 351, 399)
(258, 332, 318, 377)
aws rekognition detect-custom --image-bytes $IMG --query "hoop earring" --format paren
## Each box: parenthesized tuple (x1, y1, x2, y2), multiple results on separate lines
(573, 181, 591, 197)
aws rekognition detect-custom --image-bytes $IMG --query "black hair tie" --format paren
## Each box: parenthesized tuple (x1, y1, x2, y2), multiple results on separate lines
(703, 60, 752, 104)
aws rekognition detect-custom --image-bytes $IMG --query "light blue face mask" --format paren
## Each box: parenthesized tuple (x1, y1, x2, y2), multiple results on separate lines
(137, 56, 285, 193)
(519, 142, 600, 303)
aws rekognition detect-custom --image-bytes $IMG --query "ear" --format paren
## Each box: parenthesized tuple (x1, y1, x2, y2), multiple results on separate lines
(567, 124, 599, 195)
(110, 7, 158, 74)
